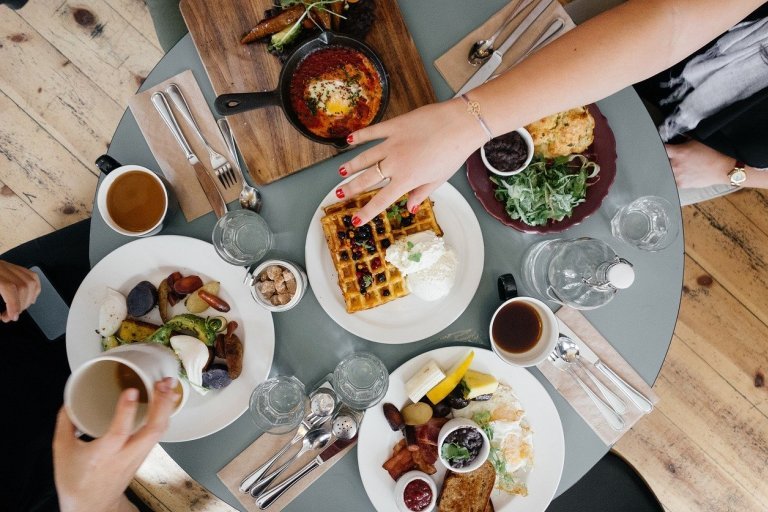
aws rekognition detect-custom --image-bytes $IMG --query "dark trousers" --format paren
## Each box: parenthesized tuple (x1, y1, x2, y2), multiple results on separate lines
(0, 220, 91, 512)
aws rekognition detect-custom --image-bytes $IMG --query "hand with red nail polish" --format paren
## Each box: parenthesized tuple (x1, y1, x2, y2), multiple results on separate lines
(336, 188, 345, 199)
(339, 167, 348, 177)
(352, 216, 361, 227)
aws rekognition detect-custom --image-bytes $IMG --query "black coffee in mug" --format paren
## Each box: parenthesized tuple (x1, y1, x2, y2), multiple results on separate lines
(491, 301, 542, 353)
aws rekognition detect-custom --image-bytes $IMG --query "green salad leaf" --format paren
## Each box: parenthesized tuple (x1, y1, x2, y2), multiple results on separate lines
(490, 154, 600, 227)
(441, 442, 471, 462)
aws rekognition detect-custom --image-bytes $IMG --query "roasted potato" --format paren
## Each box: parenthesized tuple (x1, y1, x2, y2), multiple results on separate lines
(117, 319, 161, 342)
(185, 281, 221, 314)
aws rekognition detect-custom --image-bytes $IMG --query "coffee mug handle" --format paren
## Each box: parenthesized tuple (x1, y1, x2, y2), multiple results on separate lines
(497, 274, 518, 302)
(95, 154, 122, 175)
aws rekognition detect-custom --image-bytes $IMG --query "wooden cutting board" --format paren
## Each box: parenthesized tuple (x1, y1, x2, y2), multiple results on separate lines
(180, 0, 436, 185)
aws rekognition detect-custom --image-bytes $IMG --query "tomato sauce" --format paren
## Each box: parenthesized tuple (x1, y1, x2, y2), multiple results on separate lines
(403, 479, 433, 511)
(289, 46, 383, 139)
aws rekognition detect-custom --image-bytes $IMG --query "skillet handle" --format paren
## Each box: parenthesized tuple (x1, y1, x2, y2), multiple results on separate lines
(214, 91, 281, 115)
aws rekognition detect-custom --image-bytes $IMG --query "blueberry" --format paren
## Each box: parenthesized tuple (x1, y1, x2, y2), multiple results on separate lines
(337, 230, 346, 240)
(381, 239, 391, 249)
(339, 251, 349, 261)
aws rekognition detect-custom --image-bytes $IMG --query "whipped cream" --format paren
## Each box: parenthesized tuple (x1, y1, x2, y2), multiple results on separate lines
(385, 230, 458, 301)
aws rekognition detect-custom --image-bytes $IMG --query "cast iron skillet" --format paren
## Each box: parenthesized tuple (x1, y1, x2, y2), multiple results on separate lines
(214, 31, 390, 149)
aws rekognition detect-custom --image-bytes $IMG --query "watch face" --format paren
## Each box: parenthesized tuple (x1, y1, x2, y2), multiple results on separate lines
(730, 168, 747, 185)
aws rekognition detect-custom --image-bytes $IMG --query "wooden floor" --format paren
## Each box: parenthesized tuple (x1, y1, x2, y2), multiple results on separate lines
(2, 2, 767, 511)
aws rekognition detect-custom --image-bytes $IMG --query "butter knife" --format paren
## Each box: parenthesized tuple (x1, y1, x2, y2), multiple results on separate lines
(151, 92, 227, 218)
(455, 0, 554, 97)
(255, 436, 356, 509)
(559, 321, 654, 413)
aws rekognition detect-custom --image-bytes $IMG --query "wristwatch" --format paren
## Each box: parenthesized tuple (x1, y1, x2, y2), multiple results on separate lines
(728, 160, 747, 187)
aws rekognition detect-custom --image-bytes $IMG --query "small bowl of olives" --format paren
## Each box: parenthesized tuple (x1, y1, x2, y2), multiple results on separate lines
(437, 417, 490, 473)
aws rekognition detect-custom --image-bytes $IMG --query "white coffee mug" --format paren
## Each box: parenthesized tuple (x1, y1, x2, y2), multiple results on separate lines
(64, 343, 185, 437)
(489, 296, 558, 367)
(96, 163, 169, 237)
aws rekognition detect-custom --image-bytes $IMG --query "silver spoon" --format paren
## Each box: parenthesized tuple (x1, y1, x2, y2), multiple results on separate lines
(249, 426, 332, 497)
(256, 411, 360, 509)
(553, 339, 624, 431)
(217, 117, 263, 212)
(468, 0, 529, 65)
(558, 336, 627, 415)
(239, 389, 336, 494)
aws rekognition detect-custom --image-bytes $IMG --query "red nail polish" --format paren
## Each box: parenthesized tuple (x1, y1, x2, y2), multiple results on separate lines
(410, 205, 420, 214)
(346, 134, 354, 144)
(352, 216, 361, 226)
(339, 167, 347, 177)
(336, 188, 345, 199)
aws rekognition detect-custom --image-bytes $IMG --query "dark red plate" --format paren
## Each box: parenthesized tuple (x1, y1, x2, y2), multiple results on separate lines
(466, 104, 617, 234)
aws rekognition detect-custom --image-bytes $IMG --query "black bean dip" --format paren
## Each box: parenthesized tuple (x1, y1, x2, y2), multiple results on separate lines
(484, 131, 529, 172)
(442, 427, 484, 469)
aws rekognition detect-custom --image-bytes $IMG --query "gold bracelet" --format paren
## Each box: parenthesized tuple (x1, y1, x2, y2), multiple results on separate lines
(461, 94, 493, 142)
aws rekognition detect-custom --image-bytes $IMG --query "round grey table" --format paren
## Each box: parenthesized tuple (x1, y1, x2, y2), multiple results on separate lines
(91, 1, 683, 509)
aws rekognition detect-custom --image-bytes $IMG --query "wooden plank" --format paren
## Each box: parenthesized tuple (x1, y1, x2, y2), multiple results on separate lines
(614, 409, 767, 512)
(104, 0, 163, 51)
(683, 199, 768, 326)
(131, 445, 236, 512)
(0, 91, 96, 231)
(675, 255, 768, 415)
(180, 0, 436, 185)
(651, 338, 768, 508)
(727, 189, 768, 238)
(0, 12, 122, 169)
(15, 0, 163, 106)
(0, 179, 54, 253)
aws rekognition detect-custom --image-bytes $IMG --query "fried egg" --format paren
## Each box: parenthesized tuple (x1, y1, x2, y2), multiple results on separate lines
(453, 383, 534, 493)
(306, 78, 363, 117)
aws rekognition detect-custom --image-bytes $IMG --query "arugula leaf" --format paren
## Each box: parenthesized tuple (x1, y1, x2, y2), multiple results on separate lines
(441, 443, 471, 462)
(490, 154, 600, 227)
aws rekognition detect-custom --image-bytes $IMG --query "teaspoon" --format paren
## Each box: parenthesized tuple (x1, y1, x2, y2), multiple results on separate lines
(217, 117, 263, 213)
(468, 0, 530, 65)
(249, 426, 332, 497)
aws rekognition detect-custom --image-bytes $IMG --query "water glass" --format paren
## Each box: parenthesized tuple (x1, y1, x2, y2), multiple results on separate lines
(332, 352, 389, 410)
(212, 209, 273, 266)
(610, 195, 679, 251)
(249, 376, 307, 434)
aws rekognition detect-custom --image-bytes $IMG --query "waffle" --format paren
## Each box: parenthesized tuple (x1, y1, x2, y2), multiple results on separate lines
(321, 190, 443, 313)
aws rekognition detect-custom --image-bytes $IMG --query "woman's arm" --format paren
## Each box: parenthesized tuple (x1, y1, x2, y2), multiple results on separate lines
(337, 0, 765, 225)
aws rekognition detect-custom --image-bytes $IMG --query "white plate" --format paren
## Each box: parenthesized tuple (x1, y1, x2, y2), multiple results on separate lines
(305, 182, 484, 344)
(66, 236, 275, 442)
(357, 346, 565, 512)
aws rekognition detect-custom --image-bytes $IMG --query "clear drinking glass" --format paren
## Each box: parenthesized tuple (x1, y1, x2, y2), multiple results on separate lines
(212, 209, 273, 266)
(610, 195, 679, 251)
(332, 352, 389, 410)
(249, 376, 307, 434)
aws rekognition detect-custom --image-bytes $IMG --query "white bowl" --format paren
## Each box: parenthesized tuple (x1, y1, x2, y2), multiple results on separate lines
(480, 127, 534, 176)
(393, 470, 437, 512)
(437, 417, 490, 474)
(248, 259, 308, 312)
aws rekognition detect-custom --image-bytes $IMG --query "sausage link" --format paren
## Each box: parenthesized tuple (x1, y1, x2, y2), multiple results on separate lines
(198, 290, 231, 312)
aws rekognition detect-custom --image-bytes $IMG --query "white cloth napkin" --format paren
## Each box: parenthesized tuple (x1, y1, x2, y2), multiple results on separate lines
(536, 307, 659, 445)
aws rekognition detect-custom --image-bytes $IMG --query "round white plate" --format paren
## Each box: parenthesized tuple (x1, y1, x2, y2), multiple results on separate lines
(66, 235, 275, 442)
(305, 182, 484, 344)
(357, 346, 565, 512)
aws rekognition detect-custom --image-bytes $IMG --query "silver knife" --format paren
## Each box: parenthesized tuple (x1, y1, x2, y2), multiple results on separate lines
(559, 321, 654, 413)
(455, 0, 554, 97)
(255, 436, 357, 509)
(151, 91, 227, 219)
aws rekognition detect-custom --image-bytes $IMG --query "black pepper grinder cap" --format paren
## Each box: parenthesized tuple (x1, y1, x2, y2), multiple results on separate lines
(497, 273, 518, 302)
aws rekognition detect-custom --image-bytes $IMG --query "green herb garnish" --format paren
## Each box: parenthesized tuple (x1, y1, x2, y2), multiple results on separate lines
(490, 154, 600, 227)
(362, 274, 373, 287)
(473, 411, 520, 490)
(441, 442, 471, 462)
(406, 241, 414, 250)
(408, 252, 422, 262)
(270, 0, 348, 51)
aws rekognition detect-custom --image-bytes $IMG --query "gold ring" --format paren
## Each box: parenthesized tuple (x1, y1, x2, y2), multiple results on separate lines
(374, 161, 386, 181)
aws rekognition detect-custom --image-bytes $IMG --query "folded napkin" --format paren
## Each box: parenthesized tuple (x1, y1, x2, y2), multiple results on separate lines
(434, 0, 575, 93)
(128, 69, 240, 221)
(537, 307, 659, 445)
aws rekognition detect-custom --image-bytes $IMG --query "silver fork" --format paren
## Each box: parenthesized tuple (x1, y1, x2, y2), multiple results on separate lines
(548, 349, 625, 431)
(165, 83, 236, 188)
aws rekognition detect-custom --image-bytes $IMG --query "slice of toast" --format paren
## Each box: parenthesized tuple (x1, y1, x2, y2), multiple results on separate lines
(437, 460, 495, 512)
